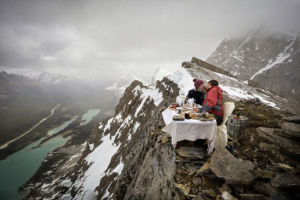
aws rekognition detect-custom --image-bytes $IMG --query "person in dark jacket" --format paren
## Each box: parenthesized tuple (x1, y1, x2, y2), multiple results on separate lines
(194, 80, 223, 125)
(186, 79, 206, 105)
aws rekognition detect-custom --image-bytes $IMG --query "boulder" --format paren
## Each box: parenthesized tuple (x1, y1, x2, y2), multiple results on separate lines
(271, 173, 300, 188)
(281, 122, 300, 139)
(283, 115, 300, 124)
(210, 148, 255, 185)
(257, 127, 300, 159)
(221, 191, 238, 200)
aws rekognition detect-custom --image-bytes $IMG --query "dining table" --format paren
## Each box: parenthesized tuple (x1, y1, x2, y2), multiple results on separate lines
(162, 107, 217, 153)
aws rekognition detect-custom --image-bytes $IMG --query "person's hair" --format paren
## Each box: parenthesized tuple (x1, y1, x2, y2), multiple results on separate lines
(208, 80, 219, 86)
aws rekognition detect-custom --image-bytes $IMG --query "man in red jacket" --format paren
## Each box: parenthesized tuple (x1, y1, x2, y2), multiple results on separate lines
(194, 80, 223, 125)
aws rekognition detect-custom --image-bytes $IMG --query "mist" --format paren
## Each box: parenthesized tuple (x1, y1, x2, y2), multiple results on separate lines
(0, 0, 299, 81)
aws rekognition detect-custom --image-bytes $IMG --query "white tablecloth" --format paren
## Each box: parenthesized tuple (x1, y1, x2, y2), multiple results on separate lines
(162, 108, 217, 153)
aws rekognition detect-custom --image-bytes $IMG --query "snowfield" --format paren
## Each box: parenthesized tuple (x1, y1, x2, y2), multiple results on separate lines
(73, 134, 120, 200)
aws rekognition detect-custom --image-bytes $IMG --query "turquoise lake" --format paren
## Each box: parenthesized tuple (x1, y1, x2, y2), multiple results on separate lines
(0, 117, 76, 200)
(0, 108, 100, 200)
(80, 109, 100, 126)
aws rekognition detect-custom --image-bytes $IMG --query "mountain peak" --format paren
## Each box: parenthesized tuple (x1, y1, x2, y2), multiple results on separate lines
(206, 32, 300, 101)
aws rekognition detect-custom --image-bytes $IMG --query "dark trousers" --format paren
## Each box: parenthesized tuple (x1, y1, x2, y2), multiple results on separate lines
(214, 115, 223, 126)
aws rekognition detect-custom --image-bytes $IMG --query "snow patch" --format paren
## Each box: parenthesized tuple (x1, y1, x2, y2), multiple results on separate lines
(133, 85, 163, 117)
(250, 36, 297, 80)
(60, 180, 72, 188)
(89, 143, 94, 151)
(102, 117, 114, 132)
(221, 85, 277, 107)
(132, 122, 140, 133)
(73, 134, 120, 199)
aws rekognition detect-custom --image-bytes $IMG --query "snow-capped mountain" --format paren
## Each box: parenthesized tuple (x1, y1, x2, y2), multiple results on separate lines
(33, 72, 76, 84)
(0, 69, 80, 85)
(23, 57, 299, 199)
(206, 31, 300, 101)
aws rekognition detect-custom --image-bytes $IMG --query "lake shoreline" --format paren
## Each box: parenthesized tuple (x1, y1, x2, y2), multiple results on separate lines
(19, 116, 100, 199)
(0, 108, 102, 200)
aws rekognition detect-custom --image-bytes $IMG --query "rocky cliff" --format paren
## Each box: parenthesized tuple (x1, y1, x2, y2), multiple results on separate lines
(206, 31, 300, 101)
(24, 59, 300, 200)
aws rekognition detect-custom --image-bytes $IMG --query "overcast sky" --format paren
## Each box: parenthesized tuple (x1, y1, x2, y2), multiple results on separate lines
(0, 0, 299, 80)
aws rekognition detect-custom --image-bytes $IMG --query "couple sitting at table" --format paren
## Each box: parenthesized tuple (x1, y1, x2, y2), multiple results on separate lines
(187, 79, 223, 125)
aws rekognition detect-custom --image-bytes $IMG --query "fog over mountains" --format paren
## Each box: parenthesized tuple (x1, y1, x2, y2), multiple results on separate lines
(1, 1, 300, 199)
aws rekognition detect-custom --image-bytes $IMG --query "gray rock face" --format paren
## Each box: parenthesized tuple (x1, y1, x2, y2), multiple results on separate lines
(58, 78, 180, 200)
(206, 31, 300, 101)
(210, 148, 255, 185)
(271, 173, 300, 188)
(283, 115, 300, 124)
(122, 139, 176, 200)
(257, 127, 300, 159)
(281, 121, 300, 139)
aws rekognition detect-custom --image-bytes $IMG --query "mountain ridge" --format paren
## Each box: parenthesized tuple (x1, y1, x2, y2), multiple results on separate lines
(206, 31, 300, 101)
(22, 57, 299, 199)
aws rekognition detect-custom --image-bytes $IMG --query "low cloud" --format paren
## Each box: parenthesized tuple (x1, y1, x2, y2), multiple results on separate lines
(0, 0, 299, 80)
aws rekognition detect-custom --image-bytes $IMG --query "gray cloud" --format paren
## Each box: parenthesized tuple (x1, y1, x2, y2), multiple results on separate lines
(0, 0, 299, 80)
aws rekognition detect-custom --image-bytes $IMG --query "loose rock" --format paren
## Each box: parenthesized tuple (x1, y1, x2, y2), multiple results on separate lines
(221, 191, 238, 200)
(239, 193, 267, 200)
(271, 173, 300, 188)
(210, 148, 255, 185)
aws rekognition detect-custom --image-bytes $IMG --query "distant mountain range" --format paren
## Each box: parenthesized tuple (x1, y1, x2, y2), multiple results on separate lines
(32, 72, 76, 84)
(0, 71, 118, 147)
(206, 31, 300, 101)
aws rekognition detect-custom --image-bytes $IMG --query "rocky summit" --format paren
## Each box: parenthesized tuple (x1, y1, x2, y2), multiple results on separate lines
(23, 58, 300, 200)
